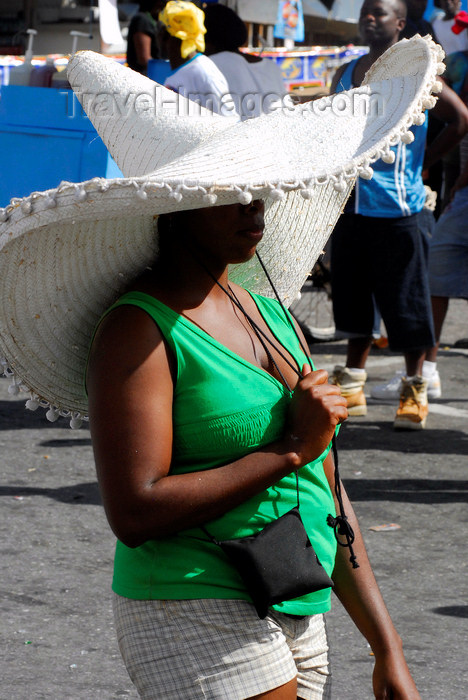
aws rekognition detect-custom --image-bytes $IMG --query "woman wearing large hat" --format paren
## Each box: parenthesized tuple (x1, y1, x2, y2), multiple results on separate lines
(0, 36, 441, 699)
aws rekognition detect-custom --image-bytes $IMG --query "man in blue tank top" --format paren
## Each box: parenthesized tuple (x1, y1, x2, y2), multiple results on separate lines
(329, 0, 468, 429)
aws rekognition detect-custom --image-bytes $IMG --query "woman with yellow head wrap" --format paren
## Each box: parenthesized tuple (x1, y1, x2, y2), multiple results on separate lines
(157, 1, 239, 117)
(159, 0, 206, 59)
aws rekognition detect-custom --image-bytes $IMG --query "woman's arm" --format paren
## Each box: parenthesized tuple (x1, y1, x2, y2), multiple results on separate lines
(87, 305, 347, 548)
(323, 452, 421, 700)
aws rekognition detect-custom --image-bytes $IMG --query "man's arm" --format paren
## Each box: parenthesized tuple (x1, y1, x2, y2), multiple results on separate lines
(424, 78, 468, 169)
(329, 63, 348, 95)
(133, 32, 152, 70)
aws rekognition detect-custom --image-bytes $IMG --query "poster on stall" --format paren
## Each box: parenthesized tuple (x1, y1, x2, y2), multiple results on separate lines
(274, 1, 305, 43)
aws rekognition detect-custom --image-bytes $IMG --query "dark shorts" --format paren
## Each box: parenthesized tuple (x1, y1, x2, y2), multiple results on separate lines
(330, 211, 435, 352)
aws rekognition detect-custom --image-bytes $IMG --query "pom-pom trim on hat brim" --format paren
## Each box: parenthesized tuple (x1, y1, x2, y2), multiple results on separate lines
(0, 36, 444, 225)
(0, 36, 444, 424)
(0, 182, 353, 424)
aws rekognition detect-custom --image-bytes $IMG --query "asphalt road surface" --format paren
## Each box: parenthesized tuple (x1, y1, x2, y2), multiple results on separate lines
(1, 300, 467, 700)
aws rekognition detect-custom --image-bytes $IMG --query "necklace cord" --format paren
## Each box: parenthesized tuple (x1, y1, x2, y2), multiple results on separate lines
(228, 283, 293, 392)
(254, 253, 358, 568)
(187, 245, 358, 566)
(191, 252, 302, 387)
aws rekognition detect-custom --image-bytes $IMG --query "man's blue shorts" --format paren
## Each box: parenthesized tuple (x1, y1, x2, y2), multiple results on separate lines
(330, 211, 435, 353)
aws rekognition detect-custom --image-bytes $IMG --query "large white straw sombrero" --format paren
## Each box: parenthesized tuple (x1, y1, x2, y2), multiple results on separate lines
(0, 36, 444, 426)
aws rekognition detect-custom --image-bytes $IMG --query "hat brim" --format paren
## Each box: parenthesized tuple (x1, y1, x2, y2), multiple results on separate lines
(0, 183, 351, 419)
(0, 36, 444, 424)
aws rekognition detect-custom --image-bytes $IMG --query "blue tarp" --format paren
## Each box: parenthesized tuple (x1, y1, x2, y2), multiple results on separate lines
(0, 85, 122, 207)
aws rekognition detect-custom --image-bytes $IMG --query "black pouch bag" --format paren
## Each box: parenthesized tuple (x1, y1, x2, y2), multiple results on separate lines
(199, 255, 358, 619)
(202, 475, 334, 619)
(219, 506, 333, 619)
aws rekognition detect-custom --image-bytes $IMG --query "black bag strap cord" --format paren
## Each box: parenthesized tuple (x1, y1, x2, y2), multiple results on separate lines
(327, 437, 358, 568)
(201, 470, 300, 547)
(255, 252, 358, 569)
(189, 248, 358, 568)
(227, 283, 295, 395)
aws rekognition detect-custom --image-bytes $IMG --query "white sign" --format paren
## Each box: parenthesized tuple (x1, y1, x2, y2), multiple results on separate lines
(236, 0, 278, 24)
(99, 0, 124, 45)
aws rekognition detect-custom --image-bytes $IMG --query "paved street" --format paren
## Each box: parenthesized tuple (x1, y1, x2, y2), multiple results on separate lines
(1, 300, 467, 700)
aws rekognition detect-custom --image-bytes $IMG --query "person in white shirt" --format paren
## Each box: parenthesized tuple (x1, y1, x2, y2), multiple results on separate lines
(204, 3, 293, 120)
(158, 1, 238, 117)
(432, 0, 468, 55)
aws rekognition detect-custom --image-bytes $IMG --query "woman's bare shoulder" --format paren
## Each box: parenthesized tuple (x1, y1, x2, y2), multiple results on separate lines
(87, 302, 173, 393)
(93, 303, 163, 353)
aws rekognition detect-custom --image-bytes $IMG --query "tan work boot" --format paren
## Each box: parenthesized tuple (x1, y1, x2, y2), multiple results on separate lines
(330, 366, 367, 416)
(393, 376, 428, 430)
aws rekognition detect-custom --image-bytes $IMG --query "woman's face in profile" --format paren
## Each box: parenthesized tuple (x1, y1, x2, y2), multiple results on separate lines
(171, 200, 266, 266)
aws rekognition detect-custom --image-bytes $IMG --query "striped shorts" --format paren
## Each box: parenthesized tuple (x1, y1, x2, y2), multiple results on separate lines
(113, 594, 331, 700)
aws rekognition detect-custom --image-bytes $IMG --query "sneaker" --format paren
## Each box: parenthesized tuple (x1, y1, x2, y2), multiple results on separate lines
(370, 370, 404, 400)
(426, 371, 441, 399)
(371, 369, 441, 400)
(330, 366, 367, 416)
(393, 376, 428, 430)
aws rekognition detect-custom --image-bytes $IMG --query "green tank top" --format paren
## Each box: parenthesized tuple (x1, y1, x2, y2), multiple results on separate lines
(107, 290, 337, 615)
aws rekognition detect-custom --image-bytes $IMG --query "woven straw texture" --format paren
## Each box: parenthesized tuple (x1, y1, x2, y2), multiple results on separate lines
(67, 50, 237, 177)
(0, 36, 444, 423)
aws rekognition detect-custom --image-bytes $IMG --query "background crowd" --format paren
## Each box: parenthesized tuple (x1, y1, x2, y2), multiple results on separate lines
(1, 3, 461, 699)
(125, 0, 468, 433)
